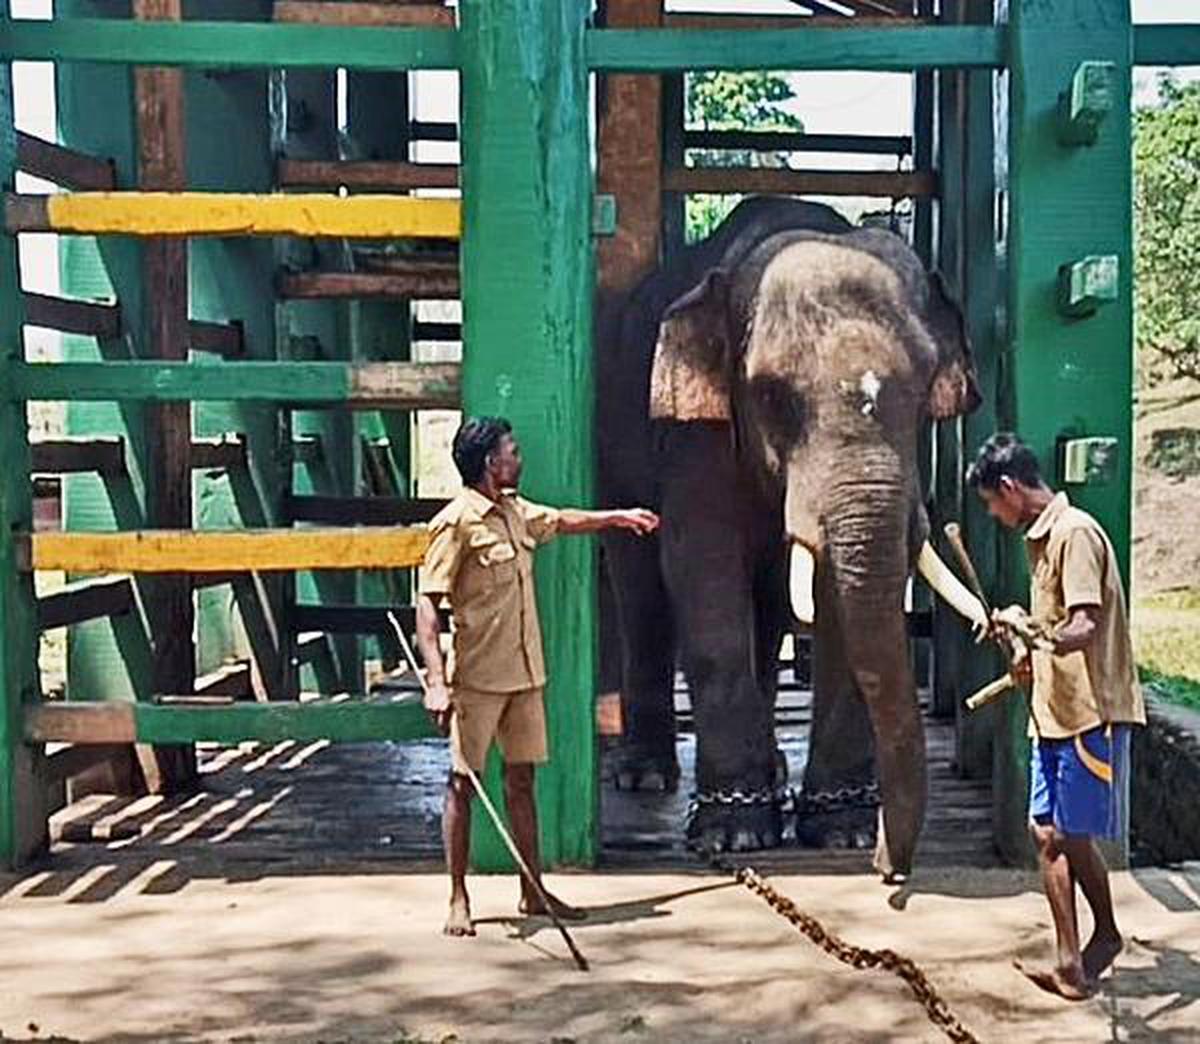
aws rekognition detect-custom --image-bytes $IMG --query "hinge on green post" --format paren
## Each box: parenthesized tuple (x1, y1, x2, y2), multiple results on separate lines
(1057, 61, 1116, 147)
(592, 193, 617, 237)
(1057, 254, 1119, 317)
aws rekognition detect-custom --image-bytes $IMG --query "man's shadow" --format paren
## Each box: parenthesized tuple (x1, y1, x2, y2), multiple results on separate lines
(1099, 937, 1200, 1042)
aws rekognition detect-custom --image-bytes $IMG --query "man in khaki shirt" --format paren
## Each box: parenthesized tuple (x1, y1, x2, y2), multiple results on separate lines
(968, 432, 1145, 1002)
(415, 416, 658, 937)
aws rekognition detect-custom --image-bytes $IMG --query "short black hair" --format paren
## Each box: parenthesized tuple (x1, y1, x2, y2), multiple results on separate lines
(452, 416, 512, 485)
(966, 432, 1043, 492)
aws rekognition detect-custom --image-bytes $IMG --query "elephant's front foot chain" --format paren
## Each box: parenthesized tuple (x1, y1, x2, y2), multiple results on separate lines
(685, 787, 784, 854)
(793, 782, 880, 851)
(607, 743, 681, 793)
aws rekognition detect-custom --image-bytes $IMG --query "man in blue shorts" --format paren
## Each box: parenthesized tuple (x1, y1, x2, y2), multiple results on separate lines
(968, 433, 1145, 1000)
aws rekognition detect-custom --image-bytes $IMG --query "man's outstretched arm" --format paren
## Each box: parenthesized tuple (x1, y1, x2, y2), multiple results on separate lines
(557, 507, 659, 537)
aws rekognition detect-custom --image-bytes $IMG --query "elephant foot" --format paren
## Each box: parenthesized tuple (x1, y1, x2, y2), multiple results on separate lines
(607, 743, 681, 793)
(685, 791, 783, 854)
(793, 781, 880, 851)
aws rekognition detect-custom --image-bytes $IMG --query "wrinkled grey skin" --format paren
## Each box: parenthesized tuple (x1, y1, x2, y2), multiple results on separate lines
(597, 198, 979, 871)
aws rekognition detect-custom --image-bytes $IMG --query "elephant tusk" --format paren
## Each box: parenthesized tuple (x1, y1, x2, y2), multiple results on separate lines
(916, 540, 988, 629)
(965, 671, 1018, 711)
(789, 543, 816, 625)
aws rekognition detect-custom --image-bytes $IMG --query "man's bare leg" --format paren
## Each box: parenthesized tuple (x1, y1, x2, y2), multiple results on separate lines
(1065, 836, 1123, 981)
(503, 762, 586, 920)
(1015, 822, 1091, 1000)
(444, 773, 475, 936)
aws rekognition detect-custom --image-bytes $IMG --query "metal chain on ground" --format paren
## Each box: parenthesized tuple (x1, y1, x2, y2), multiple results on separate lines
(792, 781, 881, 815)
(704, 850, 981, 1044)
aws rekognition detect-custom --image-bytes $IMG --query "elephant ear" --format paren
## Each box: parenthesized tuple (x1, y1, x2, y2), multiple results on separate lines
(924, 270, 981, 420)
(649, 269, 733, 421)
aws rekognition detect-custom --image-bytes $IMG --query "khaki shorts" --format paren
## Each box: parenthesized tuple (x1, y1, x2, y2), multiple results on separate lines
(449, 686, 547, 774)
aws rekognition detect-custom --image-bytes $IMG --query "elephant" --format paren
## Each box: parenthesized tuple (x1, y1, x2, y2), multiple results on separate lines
(597, 197, 984, 877)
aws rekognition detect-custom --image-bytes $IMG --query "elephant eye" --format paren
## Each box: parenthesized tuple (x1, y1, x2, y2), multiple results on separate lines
(748, 376, 808, 444)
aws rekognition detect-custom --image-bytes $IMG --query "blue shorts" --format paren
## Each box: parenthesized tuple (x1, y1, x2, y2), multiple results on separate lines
(1029, 724, 1129, 840)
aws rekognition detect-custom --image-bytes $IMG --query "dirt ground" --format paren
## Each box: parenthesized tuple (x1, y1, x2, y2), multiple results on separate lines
(1, 863, 1198, 1043)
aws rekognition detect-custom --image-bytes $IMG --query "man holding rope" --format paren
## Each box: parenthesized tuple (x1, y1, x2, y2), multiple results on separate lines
(414, 416, 659, 937)
(967, 432, 1145, 1000)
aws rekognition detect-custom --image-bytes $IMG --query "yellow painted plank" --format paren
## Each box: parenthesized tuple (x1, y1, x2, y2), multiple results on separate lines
(41, 192, 461, 238)
(28, 527, 432, 573)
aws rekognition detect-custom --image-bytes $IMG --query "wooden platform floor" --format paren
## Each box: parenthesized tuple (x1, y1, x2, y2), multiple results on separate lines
(24, 692, 997, 893)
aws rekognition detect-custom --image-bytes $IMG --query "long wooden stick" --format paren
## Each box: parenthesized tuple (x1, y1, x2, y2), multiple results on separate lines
(387, 612, 590, 972)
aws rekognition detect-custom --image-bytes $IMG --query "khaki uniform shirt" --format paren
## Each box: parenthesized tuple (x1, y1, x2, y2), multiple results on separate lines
(418, 487, 560, 693)
(1025, 492, 1145, 739)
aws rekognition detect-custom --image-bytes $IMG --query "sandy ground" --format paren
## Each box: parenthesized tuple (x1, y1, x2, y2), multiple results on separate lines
(1, 864, 1198, 1043)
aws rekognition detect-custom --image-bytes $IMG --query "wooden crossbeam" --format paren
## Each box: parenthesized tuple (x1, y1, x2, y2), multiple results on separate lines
(285, 493, 446, 525)
(15, 131, 117, 191)
(30, 438, 125, 475)
(12, 360, 461, 409)
(45, 743, 130, 785)
(188, 318, 245, 357)
(190, 437, 248, 471)
(24, 694, 435, 745)
(36, 575, 137, 631)
(278, 269, 460, 300)
(195, 661, 252, 697)
(292, 602, 449, 635)
(683, 129, 911, 155)
(412, 320, 460, 342)
(5, 192, 462, 239)
(21, 525, 432, 573)
(1133, 25, 1200, 66)
(22, 291, 121, 339)
(274, 2, 454, 27)
(663, 166, 937, 198)
(662, 13, 930, 29)
(410, 119, 457, 142)
(277, 158, 459, 190)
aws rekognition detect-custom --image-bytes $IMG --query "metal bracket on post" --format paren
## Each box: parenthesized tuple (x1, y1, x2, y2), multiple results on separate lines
(592, 193, 617, 237)
(1056, 60, 1116, 147)
(1056, 254, 1119, 317)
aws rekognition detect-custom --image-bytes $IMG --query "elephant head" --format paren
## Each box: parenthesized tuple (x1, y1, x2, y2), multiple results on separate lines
(650, 226, 986, 877)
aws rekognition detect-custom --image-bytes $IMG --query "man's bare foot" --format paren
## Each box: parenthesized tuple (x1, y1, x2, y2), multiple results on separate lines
(1082, 930, 1123, 981)
(1013, 958, 1092, 1001)
(444, 896, 475, 937)
(519, 891, 587, 921)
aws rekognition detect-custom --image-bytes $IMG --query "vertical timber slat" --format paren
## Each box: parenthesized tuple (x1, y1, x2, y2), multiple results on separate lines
(460, 0, 596, 869)
(1002, 0, 1134, 863)
(135, 0, 198, 792)
(1, 5, 50, 867)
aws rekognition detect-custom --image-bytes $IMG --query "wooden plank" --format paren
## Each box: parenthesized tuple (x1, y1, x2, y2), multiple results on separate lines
(285, 493, 446, 524)
(274, 2, 454, 27)
(25, 694, 436, 745)
(23, 526, 432, 573)
(188, 318, 244, 357)
(44, 743, 130, 786)
(596, 0, 661, 296)
(36, 575, 137, 631)
(12, 361, 461, 409)
(1133, 25, 1200, 66)
(585, 26, 1006, 72)
(15, 131, 116, 190)
(30, 438, 125, 475)
(410, 119, 457, 141)
(190, 437, 248, 471)
(5, 192, 462, 239)
(277, 158, 458, 189)
(1, 19, 460, 71)
(194, 661, 252, 697)
(683, 129, 912, 155)
(411, 320, 460, 341)
(663, 166, 937, 198)
(278, 268, 459, 300)
(22, 291, 121, 338)
(662, 13, 930, 29)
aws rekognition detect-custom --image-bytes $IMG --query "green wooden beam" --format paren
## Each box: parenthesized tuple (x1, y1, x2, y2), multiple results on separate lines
(0, 28, 48, 868)
(460, 0, 596, 870)
(25, 695, 436, 745)
(1, 19, 459, 71)
(9, 361, 460, 407)
(1133, 25, 1200, 66)
(585, 25, 1006, 72)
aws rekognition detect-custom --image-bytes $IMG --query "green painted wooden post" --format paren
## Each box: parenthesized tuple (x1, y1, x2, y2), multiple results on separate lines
(1001, 0, 1134, 863)
(0, 17, 49, 866)
(459, 0, 596, 869)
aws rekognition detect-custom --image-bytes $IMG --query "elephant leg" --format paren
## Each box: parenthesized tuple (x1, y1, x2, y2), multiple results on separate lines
(659, 424, 781, 852)
(601, 530, 680, 792)
(796, 549, 878, 851)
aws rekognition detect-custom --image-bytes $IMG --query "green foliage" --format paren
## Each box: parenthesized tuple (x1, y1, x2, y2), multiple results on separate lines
(1139, 665, 1200, 712)
(684, 71, 802, 242)
(1134, 76, 1200, 388)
